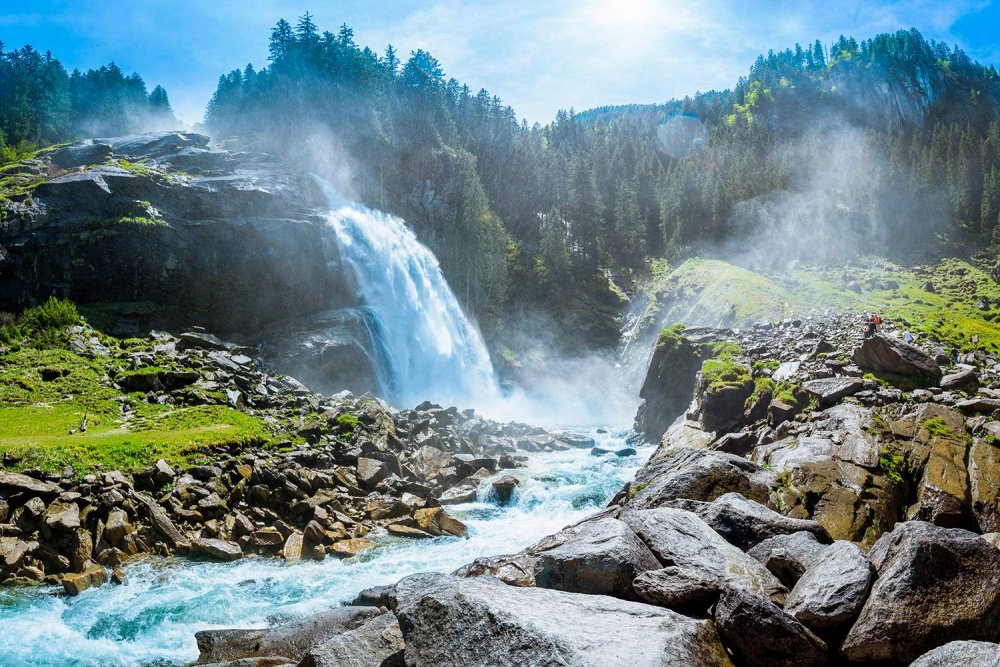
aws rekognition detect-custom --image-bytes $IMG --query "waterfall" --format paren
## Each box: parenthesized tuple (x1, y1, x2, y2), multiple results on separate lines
(314, 178, 500, 408)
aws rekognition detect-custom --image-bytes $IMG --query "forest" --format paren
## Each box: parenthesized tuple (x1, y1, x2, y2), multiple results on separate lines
(4, 19, 1000, 345)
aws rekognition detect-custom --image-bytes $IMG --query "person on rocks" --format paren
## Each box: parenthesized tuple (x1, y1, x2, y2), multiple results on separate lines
(873, 314, 882, 333)
(903, 329, 914, 345)
(950, 347, 960, 364)
(864, 317, 876, 338)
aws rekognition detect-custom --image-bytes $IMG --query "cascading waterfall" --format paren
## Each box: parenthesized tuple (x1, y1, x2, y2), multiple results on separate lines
(315, 178, 500, 408)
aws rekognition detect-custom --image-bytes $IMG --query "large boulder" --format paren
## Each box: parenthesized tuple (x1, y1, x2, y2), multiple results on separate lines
(0, 472, 61, 495)
(910, 641, 1000, 666)
(195, 607, 382, 664)
(533, 518, 660, 599)
(392, 573, 734, 667)
(190, 538, 243, 562)
(620, 507, 786, 602)
(631, 566, 723, 610)
(783, 540, 874, 632)
(852, 335, 942, 378)
(669, 492, 830, 551)
(714, 586, 827, 667)
(628, 447, 777, 510)
(841, 521, 1000, 663)
(801, 377, 864, 408)
(633, 327, 708, 442)
(747, 532, 829, 588)
(906, 404, 972, 527)
(298, 612, 405, 667)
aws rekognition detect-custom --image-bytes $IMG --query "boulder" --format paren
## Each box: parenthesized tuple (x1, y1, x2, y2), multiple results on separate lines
(62, 564, 108, 595)
(412, 507, 467, 538)
(490, 475, 519, 505)
(628, 447, 777, 510)
(699, 380, 754, 433)
(941, 367, 979, 391)
(329, 539, 375, 559)
(393, 573, 734, 667)
(533, 518, 660, 599)
(356, 458, 389, 489)
(299, 612, 405, 667)
(191, 538, 243, 562)
(104, 509, 132, 548)
(907, 405, 972, 528)
(910, 640, 1000, 666)
(0, 472, 61, 495)
(801, 376, 864, 407)
(852, 335, 942, 378)
(631, 566, 722, 610)
(633, 328, 708, 442)
(50, 141, 114, 169)
(670, 492, 830, 551)
(714, 586, 827, 667)
(970, 437, 1000, 532)
(784, 540, 874, 631)
(195, 606, 382, 664)
(747, 532, 829, 588)
(620, 507, 786, 602)
(841, 521, 1000, 663)
(43, 500, 81, 532)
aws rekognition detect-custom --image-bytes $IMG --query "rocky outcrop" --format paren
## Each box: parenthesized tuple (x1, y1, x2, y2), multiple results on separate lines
(632, 327, 711, 442)
(852, 334, 942, 377)
(392, 573, 734, 667)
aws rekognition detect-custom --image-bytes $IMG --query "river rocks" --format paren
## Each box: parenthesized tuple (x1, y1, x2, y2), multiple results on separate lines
(329, 538, 375, 558)
(196, 606, 383, 664)
(43, 501, 80, 533)
(631, 566, 723, 609)
(356, 457, 389, 490)
(191, 537, 243, 561)
(629, 447, 776, 510)
(62, 563, 108, 595)
(747, 531, 829, 588)
(490, 475, 519, 505)
(852, 334, 942, 378)
(714, 586, 827, 667)
(670, 492, 830, 551)
(841, 521, 1000, 663)
(393, 573, 734, 667)
(299, 612, 405, 667)
(784, 540, 873, 631)
(533, 518, 660, 599)
(412, 508, 466, 538)
(910, 640, 1000, 666)
(802, 376, 864, 407)
(620, 507, 787, 602)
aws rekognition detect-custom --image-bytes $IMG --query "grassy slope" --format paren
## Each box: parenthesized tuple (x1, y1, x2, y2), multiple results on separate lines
(0, 314, 270, 476)
(647, 256, 1000, 352)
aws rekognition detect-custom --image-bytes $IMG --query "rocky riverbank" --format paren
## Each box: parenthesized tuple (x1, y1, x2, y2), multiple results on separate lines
(0, 322, 604, 595)
(189, 315, 1000, 666)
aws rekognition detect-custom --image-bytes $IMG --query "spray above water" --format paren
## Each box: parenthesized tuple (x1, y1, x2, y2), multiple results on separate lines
(314, 178, 500, 409)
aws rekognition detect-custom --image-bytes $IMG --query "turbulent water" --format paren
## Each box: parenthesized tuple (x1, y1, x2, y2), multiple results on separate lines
(0, 431, 651, 667)
(317, 180, 500, 409)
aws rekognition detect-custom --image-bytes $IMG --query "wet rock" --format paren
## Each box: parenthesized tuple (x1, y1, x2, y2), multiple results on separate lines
(490, 474, 519, 505)
(299, 612, 405, 667)
(784, 540, 873, 631)
(715, 586, 827, 667)
(195, 606, 382, 664)
(628, 447, 777, 510)
(801, 376, 864, 407)
(852, 335, 942, 378)
(670, 492, 830, 551)
(747, 532, 829, 588)
(631, 566, 722, 610)
(50, 141, 113, 169)
(910, 640, 1000, 666)
(191, 537, 243, 562)
(533, 518, 660, 599)
(620, 507, 786, 602)
(841, 521, 1000, 663)
(393, 573, 733, 667)
(62, 564, 108, 595)
(329, 538, 375, 559)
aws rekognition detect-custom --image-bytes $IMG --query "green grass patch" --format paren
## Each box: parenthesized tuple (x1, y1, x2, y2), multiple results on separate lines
(335, 413, 361, 433)
(879, 449, 905, 484)
(923, 417, 953, 437)
(0, 296, 81, 348)
(702, 357, 751, 394)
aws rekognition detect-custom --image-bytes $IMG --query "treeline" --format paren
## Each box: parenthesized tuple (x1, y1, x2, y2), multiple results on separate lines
(0, 42, 175, 157)
(206, 20, 1000, 343)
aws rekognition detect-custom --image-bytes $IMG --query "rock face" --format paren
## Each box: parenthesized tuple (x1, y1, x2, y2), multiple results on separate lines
(852, 335, 942, 377)
(533, 518, 660, 599)
(784, 540, 873, 631)
(841, 521, 1000, 663)
(633, 328, 709, 441)
(392, 573, 734, 667)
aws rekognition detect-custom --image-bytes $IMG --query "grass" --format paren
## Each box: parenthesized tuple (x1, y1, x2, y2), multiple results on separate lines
(923, 417, 953, 437)
(0, 296, 81, 348)
(879, 449, 905, 484)
(335, 413, 361, 434)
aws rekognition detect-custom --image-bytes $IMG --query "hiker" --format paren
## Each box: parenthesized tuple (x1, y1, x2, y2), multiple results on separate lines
(873, 314, 882, 333)
(950, 348, 960, 364)
(903, 329, 914, 344)
(863, 317, 876, 338)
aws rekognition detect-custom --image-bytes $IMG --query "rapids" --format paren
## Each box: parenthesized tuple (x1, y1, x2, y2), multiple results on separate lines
(0, 430, 652, 667)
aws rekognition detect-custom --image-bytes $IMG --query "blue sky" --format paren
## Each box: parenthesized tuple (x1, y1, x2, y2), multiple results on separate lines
(1, 0, 998, 126)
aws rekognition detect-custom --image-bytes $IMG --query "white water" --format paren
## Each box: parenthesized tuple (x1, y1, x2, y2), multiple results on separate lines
(0, 433, 651, 667)
(318, 180, 500, 409)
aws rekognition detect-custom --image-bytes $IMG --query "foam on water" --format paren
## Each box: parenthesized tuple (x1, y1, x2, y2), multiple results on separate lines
(0, 429, 651, 667)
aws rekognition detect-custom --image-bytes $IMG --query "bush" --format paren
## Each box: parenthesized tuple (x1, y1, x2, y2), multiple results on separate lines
(0, 296, 80, 348)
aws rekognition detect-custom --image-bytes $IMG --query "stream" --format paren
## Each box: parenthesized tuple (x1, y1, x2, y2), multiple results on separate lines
(0, 428, 651, 667)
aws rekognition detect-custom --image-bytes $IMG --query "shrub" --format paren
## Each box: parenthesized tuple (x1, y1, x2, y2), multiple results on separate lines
(0, 296, 80, 348)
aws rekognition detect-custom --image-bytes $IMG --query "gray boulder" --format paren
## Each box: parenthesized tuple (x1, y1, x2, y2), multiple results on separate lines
(50, 141, 113, 169)
(0, 472, 61, 495)
(841, 521, 1000, 663)
(670, 492, 830, 551)
(620, 507, 787, 602)
(910, 641, 1000, 666)
(299, 612, 405, 667)
(628, 447, 777, 510)
(747, 531, 829, 588)
(802, 376, 864, 407)
(784, 540, 873, 631)
(393, 573, 734, 667)
(941, 367, 979, 391)
(714, 586, 827, 667)
(190, 538, 243, 562)
(852, 335, 942, 378)
(533, 518, 660, 599)
(195, 607, 382, 664)
(632, 566, 722, 610)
